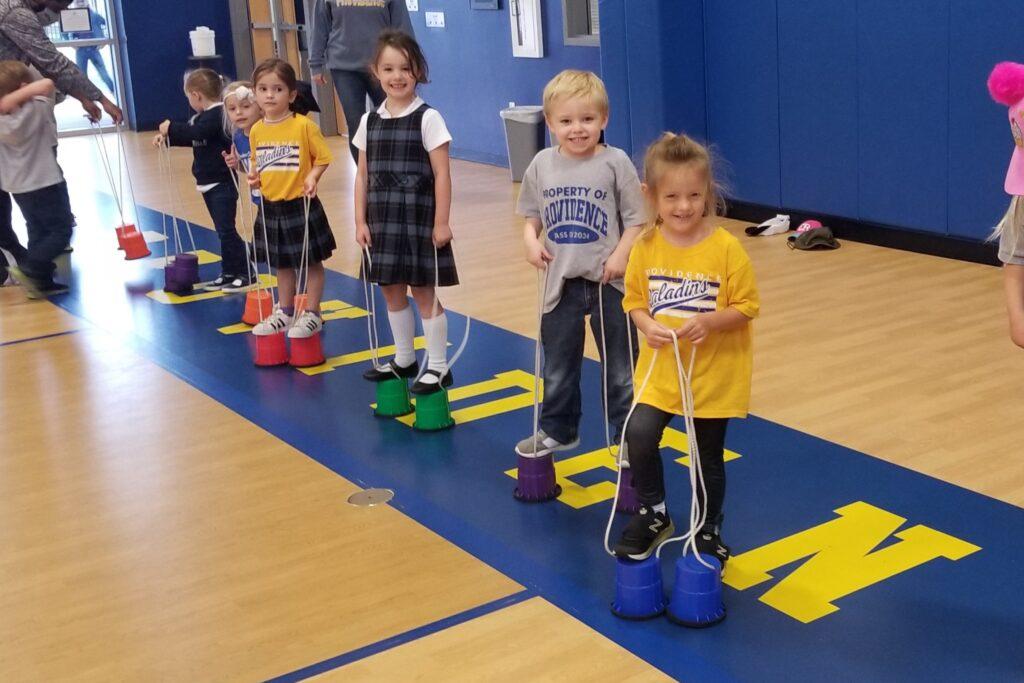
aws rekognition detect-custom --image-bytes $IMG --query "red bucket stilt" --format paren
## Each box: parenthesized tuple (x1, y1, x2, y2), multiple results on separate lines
(115, 223, 139, 250)
(253, 331, 288, 367)
(242, 289, 273, 325)
(122, 230, 150, 260)
(289, 332, 324, 368)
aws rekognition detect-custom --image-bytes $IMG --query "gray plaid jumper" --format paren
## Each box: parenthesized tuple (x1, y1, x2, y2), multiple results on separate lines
(364, 102, 458, 287)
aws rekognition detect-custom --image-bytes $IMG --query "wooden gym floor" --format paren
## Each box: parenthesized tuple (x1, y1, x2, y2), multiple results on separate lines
(0, 132, 1021, 680)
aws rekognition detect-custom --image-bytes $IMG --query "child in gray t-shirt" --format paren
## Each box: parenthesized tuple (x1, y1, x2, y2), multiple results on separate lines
(0, 61, 73, 297)
(515, 70, 646, 459)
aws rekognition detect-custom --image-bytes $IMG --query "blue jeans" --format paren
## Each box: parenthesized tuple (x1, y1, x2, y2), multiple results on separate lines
(12, 182, 74, 284)
(540, 278, 638, 444)
(76, 46, 115, 93)
(330, 69, 385, 163)
(201, 182, 244, 276)
(0, 190, 28, 269)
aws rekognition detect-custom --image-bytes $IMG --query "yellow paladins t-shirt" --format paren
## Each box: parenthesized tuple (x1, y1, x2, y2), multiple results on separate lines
(622, 226, 760, 418)
(249, 114, 333, 202)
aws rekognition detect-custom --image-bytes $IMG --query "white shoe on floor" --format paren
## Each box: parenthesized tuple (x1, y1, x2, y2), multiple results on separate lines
(745, 214, 791, 236)
(252, 308, 292, 336)
(287, 310, 323, 338)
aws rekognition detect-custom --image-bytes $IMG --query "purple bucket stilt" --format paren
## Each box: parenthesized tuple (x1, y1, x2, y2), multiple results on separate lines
(164, 261, 192, 294)
(615, 466, 641, 514)
(175, 253, 200, 286)
(513, 453, 561, 502)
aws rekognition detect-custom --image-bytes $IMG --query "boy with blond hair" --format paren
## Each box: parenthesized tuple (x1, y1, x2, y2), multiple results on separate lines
(0, 60, 73, 297)
(516, 69, 645, 458)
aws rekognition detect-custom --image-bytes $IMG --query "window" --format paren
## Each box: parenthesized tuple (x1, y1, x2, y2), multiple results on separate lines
(563, 0, 598, 47)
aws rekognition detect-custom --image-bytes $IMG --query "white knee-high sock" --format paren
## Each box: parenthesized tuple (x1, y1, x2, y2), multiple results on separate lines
(422, 312, 448, 375)
(387, 306, 416, 367)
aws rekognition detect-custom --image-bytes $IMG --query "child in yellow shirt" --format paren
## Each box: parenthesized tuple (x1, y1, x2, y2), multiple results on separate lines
(247, 58, 335, 339)
(614, 133, 760, 563)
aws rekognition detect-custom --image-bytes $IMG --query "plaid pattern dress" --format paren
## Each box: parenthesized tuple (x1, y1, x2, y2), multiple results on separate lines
(365, 103, 459, 287)
(255, 195, 335, 269)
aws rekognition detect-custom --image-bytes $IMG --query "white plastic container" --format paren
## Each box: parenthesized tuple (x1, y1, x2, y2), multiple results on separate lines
(189, 26, 216, 57)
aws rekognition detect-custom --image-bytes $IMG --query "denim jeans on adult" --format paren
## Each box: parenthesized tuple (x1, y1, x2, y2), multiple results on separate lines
(75, 46, 115, 93)
(201, 182, 245, 277)
(330, 69, 385, 163)
(0, 189, 28, 270)
(540, 277, 638, 445)
(12, 181, 73, 282)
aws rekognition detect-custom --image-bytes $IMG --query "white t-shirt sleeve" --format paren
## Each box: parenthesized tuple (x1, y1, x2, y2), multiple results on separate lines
(421, 109, 452, 152)
(352, 112, 371, 151)
(0, 97, 46, 143)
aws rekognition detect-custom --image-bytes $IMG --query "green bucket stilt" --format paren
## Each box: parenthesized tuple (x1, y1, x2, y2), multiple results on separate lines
(412, 389, 455, 431)
(374, 377, 413, 417)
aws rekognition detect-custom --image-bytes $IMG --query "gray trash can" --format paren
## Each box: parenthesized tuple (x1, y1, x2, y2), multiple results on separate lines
(500, 105, 545, 182)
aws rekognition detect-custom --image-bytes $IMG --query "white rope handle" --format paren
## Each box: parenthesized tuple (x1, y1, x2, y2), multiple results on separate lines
(115, 122, 140, 226)
(440, 240, 472, 369)
(603, 339, 657, 556)
(161, 143, 198, 254)
(412, 240, 472, 384)
(601, 326, 712, 570)
(257, 185, 277, 310)
(227, 169, 257, 285)
(528, 265, 551, 458)
(90, 123, 126, 224)
(297, 197, 311, 298)
(361, 245, 388, 372)
(158, 143, 186, 256)
(156, 141, 184, 262)
(657, 334, 714, 568)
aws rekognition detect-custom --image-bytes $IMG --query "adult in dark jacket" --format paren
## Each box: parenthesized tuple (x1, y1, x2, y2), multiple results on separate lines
(309, 0, 414, 162)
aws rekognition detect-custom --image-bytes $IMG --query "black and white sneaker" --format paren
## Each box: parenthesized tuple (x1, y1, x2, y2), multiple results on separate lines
(363, 359, 419, 382)
(694, 526, 731, 568)
(410, 368, 453, 394)
(203, 274, 233, 291)
(613, 507, 675, 560)
(222, 273, 256, 292)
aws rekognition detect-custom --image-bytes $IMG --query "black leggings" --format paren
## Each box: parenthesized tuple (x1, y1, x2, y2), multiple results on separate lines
(625, 404, 728, 525)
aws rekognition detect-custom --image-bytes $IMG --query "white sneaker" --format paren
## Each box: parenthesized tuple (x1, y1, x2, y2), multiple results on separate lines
(745, 214, 790, 236)
(514, 429, 581, 457)
(287, 310, 323, 338)
(252, 308, 292, 336)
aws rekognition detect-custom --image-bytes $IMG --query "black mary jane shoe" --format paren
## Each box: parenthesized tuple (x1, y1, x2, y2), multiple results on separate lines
(410, 368, 454, 395)
(362, 359, 419, 382)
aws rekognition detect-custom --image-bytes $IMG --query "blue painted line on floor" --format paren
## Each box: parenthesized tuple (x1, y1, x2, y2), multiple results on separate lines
(264, 590, 534, 682)
(0, 328, 81, 348)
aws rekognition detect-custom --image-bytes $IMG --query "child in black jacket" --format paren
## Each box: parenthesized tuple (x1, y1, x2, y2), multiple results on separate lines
(153, 69, 250, 290)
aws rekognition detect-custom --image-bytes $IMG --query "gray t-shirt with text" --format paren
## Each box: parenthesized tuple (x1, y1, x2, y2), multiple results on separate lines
(0, 96, 62, 194)
(517, 145, 645, 312)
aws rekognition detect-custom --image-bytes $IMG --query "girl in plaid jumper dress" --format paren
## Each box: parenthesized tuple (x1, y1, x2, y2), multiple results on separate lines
(247, 58, 336, 340)
(355, 31, 458, 394)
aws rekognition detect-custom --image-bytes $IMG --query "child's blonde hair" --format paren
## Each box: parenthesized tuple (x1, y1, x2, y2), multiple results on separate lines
(643, 132, 726, 225)
(183, 68, 224, 101)
(222, 80, 259, 135)
(223, 80, 257, 105)
(0, 60, 31, 98)
(990, 197, 1024, 252)
(542, 70, 609, 118)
